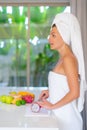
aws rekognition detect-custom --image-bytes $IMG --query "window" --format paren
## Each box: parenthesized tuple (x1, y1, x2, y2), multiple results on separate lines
(0, 5, 70, 87)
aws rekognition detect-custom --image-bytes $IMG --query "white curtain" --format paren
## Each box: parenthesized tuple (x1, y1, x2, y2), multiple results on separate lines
(70, 0, 87, 130)
(70, 0, 87, 80)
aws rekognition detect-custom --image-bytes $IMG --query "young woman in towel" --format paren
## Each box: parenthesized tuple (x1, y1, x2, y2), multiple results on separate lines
(38, 13, 86, 130)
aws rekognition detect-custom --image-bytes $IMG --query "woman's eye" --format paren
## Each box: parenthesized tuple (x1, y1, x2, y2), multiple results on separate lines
(52, 34, 56, 38)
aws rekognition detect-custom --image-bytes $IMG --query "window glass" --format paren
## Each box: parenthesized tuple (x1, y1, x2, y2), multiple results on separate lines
(0, 6, 28, 87)
(0, 6, 70, 87)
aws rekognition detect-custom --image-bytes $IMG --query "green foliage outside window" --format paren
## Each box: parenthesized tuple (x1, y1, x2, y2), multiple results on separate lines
(0, 6, 66, 86)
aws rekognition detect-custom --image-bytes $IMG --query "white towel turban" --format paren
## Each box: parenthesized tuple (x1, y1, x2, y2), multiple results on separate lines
(52, 12, 87, 112)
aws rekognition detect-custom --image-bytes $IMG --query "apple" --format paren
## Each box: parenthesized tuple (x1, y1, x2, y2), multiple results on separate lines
(5, 96, 14, 104)
(0, 95, 7, 103)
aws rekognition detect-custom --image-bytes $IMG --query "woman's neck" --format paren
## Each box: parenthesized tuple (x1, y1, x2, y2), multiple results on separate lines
(58, 43, 66, 57)
(58, 43, 71, 58)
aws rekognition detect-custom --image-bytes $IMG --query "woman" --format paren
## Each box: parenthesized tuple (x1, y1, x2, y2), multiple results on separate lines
(38, 13, 86, 130)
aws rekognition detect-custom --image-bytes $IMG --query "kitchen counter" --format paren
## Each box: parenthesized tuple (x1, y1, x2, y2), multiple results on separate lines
(0, 87, 59, 130)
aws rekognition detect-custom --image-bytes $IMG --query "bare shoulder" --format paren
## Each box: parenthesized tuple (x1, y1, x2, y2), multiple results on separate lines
(63, 54, 78, 76)
(63, 54, 77, 65)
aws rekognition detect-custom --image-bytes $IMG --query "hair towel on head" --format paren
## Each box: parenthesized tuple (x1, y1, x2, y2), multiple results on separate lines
(52, 13, 87, 112)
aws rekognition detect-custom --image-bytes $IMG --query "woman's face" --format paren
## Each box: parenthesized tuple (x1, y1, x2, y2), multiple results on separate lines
(48, 26, 64, 50)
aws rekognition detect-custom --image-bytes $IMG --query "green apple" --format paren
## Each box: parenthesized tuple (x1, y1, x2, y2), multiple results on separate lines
(5, 96, 14, 104)
(1, 95, 7, 103)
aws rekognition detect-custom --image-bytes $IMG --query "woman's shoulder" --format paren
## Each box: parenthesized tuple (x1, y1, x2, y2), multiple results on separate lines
(63, 54, 78, 73)
(63, 53, 77, 64)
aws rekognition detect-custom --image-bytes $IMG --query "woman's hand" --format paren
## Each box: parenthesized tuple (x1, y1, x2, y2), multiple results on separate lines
(39, 90, 49, 101)
(37, 99, 53, 110)
(38, 90, 54, 110)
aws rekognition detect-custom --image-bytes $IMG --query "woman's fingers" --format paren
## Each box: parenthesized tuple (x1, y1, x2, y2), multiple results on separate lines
(39, 90, 49, 100)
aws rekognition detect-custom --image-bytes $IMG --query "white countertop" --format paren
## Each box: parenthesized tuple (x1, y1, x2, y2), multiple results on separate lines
(0, 87, 59, 130)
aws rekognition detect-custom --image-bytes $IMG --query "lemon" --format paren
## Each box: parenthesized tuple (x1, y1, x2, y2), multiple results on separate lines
(12, 97, 22, 104)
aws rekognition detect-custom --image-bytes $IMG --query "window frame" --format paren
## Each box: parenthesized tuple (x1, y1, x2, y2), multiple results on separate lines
(0, 0, 70, 6)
